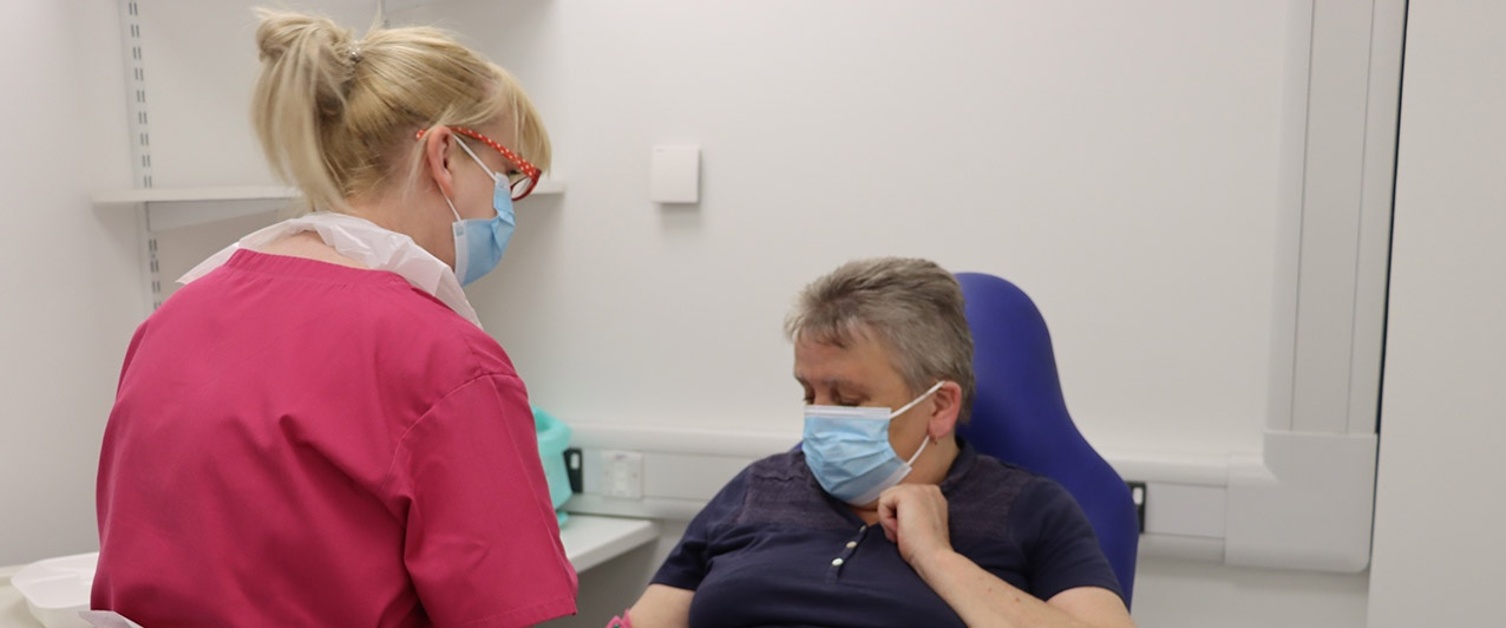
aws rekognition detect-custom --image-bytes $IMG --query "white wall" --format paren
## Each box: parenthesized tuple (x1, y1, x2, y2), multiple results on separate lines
(0, 1, 139, 565)
(1368, 3, 1506, 626)
(460, 0, 1289, 460)
(131, 0, 376, 189)
(0, 1, 1383, 627)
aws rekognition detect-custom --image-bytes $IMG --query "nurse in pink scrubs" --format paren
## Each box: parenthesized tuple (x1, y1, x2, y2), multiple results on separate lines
(92, 9, 576, 627)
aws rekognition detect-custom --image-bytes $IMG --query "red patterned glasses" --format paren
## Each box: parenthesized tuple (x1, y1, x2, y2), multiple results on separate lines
(417, 126, 543, 200)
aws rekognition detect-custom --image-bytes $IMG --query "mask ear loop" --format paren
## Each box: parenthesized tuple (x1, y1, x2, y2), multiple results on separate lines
(452, 136, 510, 218)
(453, 135, 505, 185)
(892, 380, 946, 465)
(905, 434, 931, 466)
(889, 381, 947, 418)
(416, 128, 469, 222)
(442, 195, 462, 222)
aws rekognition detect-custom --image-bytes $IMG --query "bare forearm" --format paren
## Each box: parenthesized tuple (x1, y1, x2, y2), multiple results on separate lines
(625, 584, 693, 628)
(911, 549, 1133, 628)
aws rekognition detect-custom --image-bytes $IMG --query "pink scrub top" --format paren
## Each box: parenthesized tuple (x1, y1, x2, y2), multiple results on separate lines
(93, 250, 577, 627)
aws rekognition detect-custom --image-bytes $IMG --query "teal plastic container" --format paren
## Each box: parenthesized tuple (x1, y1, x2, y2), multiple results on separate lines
(532, 406, 573, 526)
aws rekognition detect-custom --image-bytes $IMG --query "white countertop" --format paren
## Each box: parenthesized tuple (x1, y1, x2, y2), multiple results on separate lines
(557, 513, 660, 572)
(0, 514, 658, 628)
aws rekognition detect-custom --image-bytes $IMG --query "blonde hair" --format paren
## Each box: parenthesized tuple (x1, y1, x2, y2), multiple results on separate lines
(785, 258, 976, 422)
(251, 8, 550, 212)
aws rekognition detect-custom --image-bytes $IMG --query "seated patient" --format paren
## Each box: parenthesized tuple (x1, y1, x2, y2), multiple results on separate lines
(623, 258, 1134, 628)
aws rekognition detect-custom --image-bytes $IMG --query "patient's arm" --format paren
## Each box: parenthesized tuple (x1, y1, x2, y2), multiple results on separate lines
(877, 484, 1135, 628)
(623, 584, 694, 628)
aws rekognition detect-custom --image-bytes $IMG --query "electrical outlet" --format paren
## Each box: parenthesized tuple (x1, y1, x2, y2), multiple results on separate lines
(564, 448, 583, 493)
(601, 450, 644, 499)
(1127, 481, 1147, 534)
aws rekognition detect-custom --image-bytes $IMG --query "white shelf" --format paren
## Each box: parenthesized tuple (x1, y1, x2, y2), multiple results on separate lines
(91, 185, 299, 205)
(93, 176, 565, 233)
(94, 186, 299, 232)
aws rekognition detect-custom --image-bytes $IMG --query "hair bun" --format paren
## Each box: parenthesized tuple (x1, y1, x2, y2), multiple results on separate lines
(254, 8, 353, 65)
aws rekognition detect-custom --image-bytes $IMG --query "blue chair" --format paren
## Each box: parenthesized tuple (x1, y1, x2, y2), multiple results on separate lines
(954, 272, 1138, 606)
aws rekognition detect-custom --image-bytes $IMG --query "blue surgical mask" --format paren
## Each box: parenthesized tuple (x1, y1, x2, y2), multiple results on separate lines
(446, 138, 517, 286)
(803, 381, 945, 506)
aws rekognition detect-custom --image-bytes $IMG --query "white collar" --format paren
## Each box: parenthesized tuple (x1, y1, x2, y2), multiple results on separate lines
(178, 211, 482, 328)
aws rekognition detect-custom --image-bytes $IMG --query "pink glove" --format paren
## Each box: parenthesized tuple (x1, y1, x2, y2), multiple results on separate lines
(606, 610, 633, 628)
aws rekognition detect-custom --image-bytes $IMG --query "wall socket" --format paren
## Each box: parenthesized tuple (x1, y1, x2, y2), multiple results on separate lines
(601, 450, 644, 499)
(1127, 481, 1147, 534)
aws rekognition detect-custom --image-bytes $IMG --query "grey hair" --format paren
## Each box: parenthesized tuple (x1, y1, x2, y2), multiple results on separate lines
(785, 257, 975, 422)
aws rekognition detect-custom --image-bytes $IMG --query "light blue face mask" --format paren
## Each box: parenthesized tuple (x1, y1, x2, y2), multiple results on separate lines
(447, 137, 517, 286)
(803, 381, 945, 506)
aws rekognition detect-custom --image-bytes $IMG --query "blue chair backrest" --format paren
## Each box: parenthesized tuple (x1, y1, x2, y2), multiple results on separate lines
(954, 272, 1138, 605)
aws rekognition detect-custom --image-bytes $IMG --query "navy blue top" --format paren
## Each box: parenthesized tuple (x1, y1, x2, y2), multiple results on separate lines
(651, 441, 1122, 627)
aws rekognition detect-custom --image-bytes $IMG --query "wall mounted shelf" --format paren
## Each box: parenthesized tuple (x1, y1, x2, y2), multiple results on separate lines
(94, 175, 565, 233)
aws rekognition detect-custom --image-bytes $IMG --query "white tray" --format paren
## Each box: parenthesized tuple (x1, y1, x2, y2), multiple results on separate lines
(11, 552, 97, 628)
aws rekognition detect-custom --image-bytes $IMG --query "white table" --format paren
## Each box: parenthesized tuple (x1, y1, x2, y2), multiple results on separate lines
(556, 514, 660, 572)
(0, 514, 657, 627)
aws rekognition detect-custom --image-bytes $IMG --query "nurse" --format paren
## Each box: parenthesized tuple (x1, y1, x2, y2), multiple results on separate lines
(92, 9, 576, 627)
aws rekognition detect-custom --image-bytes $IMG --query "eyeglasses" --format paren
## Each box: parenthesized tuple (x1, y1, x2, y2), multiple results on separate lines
(416, 126, 543, 201)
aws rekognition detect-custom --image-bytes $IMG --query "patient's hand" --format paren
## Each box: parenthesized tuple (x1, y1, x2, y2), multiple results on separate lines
(877, 484, 953, 567)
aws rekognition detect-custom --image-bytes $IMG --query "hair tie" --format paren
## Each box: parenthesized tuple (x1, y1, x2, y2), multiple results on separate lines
(346, 42, 363, 65)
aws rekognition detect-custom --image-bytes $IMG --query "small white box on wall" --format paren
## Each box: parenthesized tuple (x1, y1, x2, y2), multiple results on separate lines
(651, 145, 701, 204)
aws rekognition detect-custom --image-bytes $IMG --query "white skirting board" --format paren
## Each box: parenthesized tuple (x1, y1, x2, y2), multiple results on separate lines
(562, 424, 1377, 574)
